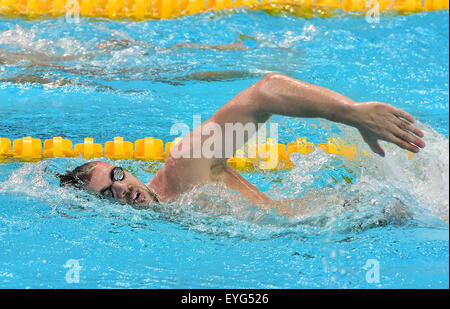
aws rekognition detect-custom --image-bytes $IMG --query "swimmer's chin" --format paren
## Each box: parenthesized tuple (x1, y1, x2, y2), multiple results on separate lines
(128, 198, 151, 210)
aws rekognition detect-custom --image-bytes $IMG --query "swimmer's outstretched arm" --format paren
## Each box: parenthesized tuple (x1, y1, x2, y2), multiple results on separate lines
(167, 73, 426, 212)
(209, 73, 425, 157)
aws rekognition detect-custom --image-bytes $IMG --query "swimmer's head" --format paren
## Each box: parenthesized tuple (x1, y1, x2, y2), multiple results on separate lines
(58, 161, 158, 207)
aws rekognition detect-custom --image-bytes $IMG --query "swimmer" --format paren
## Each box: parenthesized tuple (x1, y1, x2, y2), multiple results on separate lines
(58, 73, 425, 215)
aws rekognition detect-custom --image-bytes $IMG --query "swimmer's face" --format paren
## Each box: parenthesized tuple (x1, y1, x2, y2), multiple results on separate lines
(85, 162, 154, 207)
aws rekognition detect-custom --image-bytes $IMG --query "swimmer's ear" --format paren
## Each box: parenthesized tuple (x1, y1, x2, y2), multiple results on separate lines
(56, 170, 84, 189)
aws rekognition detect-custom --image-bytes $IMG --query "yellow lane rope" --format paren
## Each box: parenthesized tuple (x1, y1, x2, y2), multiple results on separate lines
(0, 0, 448, 20)
(1, 136, 413, 171)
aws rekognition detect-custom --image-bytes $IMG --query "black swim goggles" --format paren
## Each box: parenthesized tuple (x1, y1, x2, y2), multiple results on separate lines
(100, 166, 125, 198)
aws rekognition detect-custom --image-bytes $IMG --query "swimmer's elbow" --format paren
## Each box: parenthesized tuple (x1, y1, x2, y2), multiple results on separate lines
(255, 73, 293, 118)
(257, 73, 284, 98)
(253, 73, 284, 119)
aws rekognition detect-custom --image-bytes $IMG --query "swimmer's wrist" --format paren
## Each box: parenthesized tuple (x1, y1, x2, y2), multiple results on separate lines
(329, 100, 360, 127)
(342, 103, 372, 130)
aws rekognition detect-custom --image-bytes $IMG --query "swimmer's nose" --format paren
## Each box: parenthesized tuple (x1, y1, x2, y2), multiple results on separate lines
(111, 182, 129, 200)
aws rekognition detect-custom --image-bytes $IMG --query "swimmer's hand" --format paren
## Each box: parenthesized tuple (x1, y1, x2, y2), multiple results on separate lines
(352, 102, 425, 157)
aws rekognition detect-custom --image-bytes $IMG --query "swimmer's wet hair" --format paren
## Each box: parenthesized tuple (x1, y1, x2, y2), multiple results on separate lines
(57, 162, 98, 189)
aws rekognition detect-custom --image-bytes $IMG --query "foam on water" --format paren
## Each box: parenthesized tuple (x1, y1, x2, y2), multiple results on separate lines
(0, 119, 447, 241)
(0, 11, 448, 288)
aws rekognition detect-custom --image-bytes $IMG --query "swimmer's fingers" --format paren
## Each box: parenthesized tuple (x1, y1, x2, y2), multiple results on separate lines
(391, 106, 423, 137)
(361, 133, 385, 157)
(386, 133, 422, 153)
(357, 103, 425, 156)
(385, 106, 425, 153)
(392, 107, 416, 124)
(391, 116, 426, 150)
(394, 116, 425, 139)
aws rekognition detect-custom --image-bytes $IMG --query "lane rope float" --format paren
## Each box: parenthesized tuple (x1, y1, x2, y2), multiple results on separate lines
(0, 0, 448, 20)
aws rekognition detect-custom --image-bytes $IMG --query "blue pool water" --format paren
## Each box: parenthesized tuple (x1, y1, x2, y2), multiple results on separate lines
(0, 9, 448, 288)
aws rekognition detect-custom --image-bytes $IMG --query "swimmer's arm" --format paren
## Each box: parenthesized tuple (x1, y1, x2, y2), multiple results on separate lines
(220, 165, 304, 217)
(210, 73, 425, 157)
(256, 74, 426, 155)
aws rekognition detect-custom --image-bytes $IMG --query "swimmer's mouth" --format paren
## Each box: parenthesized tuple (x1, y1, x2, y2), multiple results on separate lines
(132, 189, 145, 204)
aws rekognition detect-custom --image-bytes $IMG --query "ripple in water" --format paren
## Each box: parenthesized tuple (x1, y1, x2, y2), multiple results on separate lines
(0, 120, 447, 241)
